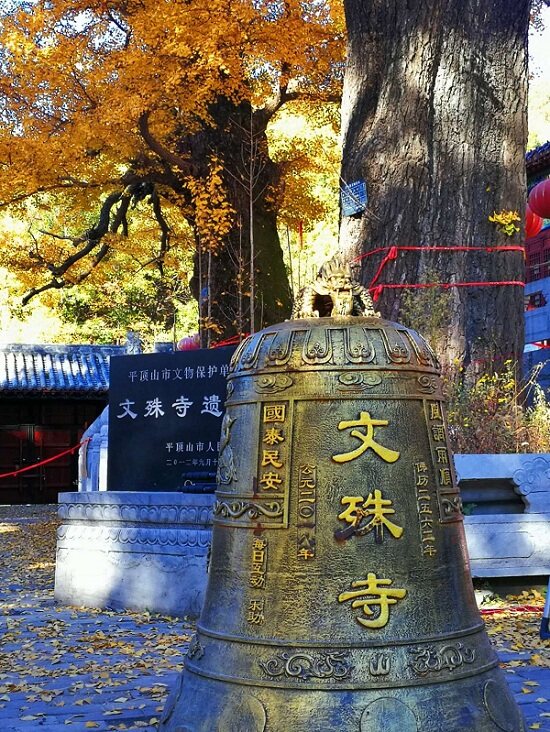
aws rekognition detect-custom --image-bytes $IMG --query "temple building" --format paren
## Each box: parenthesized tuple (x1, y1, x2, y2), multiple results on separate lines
(0, 344, 125, 503)
(524, 140, 550, 393)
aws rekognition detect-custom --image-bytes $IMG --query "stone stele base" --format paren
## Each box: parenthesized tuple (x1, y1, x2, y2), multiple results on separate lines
(54, 491, 214, 618)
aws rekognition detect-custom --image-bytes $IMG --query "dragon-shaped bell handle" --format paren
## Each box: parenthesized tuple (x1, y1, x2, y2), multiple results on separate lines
(292, 253, 380, 319)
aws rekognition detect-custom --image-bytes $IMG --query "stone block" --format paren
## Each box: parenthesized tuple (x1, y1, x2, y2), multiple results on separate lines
(455, 453, 550, 576)
(54, 491, 214, 617)
(464, 513, 550, 577)
(455, 453, 550, 514)
(78, 407, 109, 492)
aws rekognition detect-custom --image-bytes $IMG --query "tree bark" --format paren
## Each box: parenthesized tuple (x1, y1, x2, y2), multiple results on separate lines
(339, 0, 529, 374)
(188, 98, 292, 343)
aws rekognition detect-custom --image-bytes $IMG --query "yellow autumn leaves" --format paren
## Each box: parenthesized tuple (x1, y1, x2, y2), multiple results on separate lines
(0, 0, 345, 327)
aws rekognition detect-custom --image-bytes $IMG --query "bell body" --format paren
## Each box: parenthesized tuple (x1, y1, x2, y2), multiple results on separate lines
(160, 317, 524, 732)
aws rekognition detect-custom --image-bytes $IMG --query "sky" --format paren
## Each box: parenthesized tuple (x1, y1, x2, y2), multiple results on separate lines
(528, 7, 550, 148)
(530, 7, 550, 79)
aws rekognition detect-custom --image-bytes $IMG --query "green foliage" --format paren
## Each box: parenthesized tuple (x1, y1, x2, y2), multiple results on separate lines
(55, 273, 199, 347)
(524, 383, 550, 450)
(399, 283, 550, 454)
(0, 264, 199, 347)
(0, 192, 200, 346)
(446, 361, 522, 453)
(446, 361, 550, 454)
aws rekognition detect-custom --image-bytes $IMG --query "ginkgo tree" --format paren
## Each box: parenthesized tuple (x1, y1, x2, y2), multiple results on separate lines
(339, 0, 537, 375)
(0, 0, 343, 342)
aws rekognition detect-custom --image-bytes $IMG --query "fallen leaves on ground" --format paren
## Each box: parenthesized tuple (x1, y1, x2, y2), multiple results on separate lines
(1, 506, 550, 729)
(483, 589, 550, 669)
(0, 506, 193, 730)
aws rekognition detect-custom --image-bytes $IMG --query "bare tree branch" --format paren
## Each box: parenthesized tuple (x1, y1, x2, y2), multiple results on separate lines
(259, 79, 340, 125)
(72, 243, 111, 284)
(145, 189, 170, 279)
(0, 180, 116, 209)
(106, 9, 133, 49)
(138, 111, 195, 175)
(22, 279, 65, 305)
(22, 191, 123, 304)
(111, 188, 134, 237)
(70, 69, 98, 111)
(37, 230, 76, 242)
(20, 178, 180, 306)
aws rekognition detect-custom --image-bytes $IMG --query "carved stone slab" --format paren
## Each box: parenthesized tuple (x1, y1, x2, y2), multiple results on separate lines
(54, 491, 215, 617)
(455, 453, 550, 576)
(455, 452, 550, 514)
(464, 513, 550, 577)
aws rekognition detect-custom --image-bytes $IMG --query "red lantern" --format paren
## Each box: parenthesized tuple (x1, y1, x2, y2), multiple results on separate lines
(528, 179, 550, 219)
(526, 204, 543, 239)
(177, 333, 200, 351)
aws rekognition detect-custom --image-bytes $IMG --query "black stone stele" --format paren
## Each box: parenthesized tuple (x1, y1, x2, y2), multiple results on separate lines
(107, 347, 235, 491)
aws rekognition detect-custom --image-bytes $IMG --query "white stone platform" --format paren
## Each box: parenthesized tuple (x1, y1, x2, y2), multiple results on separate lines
(457, 453, 550, 577)
(464, 513, 550, 577)
(54, 453, 550, 621)
(455, 453, 550, 514)
(54, 491, 215, 617)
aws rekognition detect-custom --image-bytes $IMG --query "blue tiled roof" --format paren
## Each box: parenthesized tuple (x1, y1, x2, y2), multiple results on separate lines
(0, 344, 127, 395)
(527, 141, 550, 178)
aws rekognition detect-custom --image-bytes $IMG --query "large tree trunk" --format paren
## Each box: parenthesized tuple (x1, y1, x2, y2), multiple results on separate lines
(339, 0, 529, 375)
(189, 99, 292, 344)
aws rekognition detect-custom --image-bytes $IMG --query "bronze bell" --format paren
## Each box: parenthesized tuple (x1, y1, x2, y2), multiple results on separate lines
(159, 260, 524, 732)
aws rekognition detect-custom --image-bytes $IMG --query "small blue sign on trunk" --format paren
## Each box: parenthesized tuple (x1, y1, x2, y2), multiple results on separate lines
(341, 179, 367, 217)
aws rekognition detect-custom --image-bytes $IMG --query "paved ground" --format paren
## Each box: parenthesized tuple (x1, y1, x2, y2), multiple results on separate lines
(495, 644, 550, 730)
(0, 505, 549, 731)
(0, 505, 191, 731)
